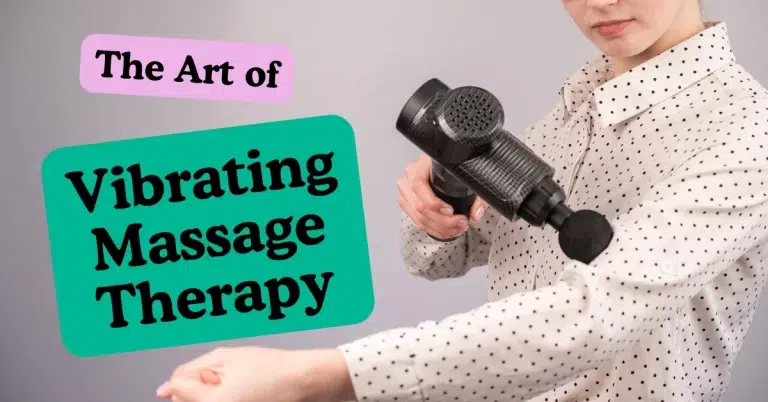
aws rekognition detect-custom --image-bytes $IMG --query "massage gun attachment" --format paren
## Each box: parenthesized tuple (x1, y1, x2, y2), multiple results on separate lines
(395, 78, 614, 264)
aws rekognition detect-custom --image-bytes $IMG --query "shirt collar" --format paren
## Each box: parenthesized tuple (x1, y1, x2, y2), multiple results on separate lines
(559, 21, 736, 127)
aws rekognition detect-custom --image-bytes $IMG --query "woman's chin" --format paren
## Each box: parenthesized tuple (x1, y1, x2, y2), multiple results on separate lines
(595, 39, 648, 59)
(590, 30, 658, 60)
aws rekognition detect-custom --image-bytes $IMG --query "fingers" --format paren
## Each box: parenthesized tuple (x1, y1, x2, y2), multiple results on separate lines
(172, 348, 227, 379)
(162, 377, 216, 402)
(398, 180, 466, 240)
(157, 382, 171, 399)
(405, 154, 432, 181)
(158, 348, 227, 400)
(420, 209, 467, 239)
(398, 155, 472, 240)
(158, 370, 221, 399)
(410, 186, 464, 236)
(397, 176, 428, 221)
(411, 176, 451, 215)
(198, 368, 221, 385)
(406, 156, 448, 213)
(470, 197, 489, 222)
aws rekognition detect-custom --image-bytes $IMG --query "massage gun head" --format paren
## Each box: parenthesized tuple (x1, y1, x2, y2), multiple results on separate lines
(396, 78, 501, 165)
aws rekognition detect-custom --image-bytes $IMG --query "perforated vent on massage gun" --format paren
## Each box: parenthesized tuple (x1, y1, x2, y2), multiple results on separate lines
(435, 87, 503, 147)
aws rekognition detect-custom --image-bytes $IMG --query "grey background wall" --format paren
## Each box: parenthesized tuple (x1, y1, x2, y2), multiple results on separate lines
(1, 0, 767, 401)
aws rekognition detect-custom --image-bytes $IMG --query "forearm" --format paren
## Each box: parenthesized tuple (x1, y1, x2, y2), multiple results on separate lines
(337, 280, 595, 402)
(336, 261, 722, 402)
(297, 349, 357, 402)
(401, 209, 497, 280)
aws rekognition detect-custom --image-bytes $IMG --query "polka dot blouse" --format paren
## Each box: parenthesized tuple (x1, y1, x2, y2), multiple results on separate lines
(340, 21, 768, 402)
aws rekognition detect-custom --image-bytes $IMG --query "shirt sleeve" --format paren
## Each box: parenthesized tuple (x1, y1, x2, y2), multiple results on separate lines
(399, 206, 500, 280)
(339, 100, 768, 402)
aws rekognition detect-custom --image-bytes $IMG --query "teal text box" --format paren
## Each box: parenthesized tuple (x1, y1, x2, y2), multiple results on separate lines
(41, 115, 374, 357)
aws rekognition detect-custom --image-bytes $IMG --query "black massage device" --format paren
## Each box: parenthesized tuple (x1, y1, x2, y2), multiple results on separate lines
(395, 78, 613, 264)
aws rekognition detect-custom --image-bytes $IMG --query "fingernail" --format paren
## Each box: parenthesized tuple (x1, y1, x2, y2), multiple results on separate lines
(457, 219, 468, 231)
(473, 206, 486, 221)
(440, 206, 453, 215)
(156, 381, 169, 396)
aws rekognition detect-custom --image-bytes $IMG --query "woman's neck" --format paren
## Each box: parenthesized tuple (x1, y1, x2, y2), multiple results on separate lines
(611, 6, 706, 77)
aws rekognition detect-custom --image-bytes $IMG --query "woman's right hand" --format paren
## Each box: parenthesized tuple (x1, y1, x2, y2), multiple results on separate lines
(397, 153, 488, 240)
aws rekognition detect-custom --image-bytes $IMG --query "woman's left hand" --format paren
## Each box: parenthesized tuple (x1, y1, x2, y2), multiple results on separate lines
(155, 346, 356, 402)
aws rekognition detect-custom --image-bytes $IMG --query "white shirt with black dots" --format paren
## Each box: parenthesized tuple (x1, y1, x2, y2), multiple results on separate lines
(340, 21, 768, 402)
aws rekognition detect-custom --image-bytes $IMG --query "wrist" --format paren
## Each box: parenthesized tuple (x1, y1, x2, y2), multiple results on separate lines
(295, 348, 356, 402)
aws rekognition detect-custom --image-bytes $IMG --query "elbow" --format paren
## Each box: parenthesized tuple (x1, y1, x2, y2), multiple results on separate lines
(399, 231, 471, 281)
(403, 260, 470, 281)
(403, 260, 443, 281)
(406, 267, 440, 281)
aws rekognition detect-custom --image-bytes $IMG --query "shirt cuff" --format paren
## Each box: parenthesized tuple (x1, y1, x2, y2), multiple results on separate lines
(403, 216, 465, 246)
(338, 328, 425, 402)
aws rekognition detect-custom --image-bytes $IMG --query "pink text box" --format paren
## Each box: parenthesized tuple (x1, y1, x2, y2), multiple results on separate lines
(80, 34, 294, 103)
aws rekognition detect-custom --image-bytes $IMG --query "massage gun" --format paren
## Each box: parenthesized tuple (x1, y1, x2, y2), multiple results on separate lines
(395, 78, 614, 264)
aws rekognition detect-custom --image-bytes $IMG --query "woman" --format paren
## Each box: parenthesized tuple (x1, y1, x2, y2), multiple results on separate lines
(157, 0, 768, 401)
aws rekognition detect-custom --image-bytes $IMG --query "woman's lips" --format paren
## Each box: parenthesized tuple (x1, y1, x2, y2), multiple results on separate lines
(593, 19, 634, 36)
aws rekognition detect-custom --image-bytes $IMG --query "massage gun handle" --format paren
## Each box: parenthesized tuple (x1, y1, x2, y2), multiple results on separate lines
(426, 179, 477, 242)
(429, 179, 475, 218)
